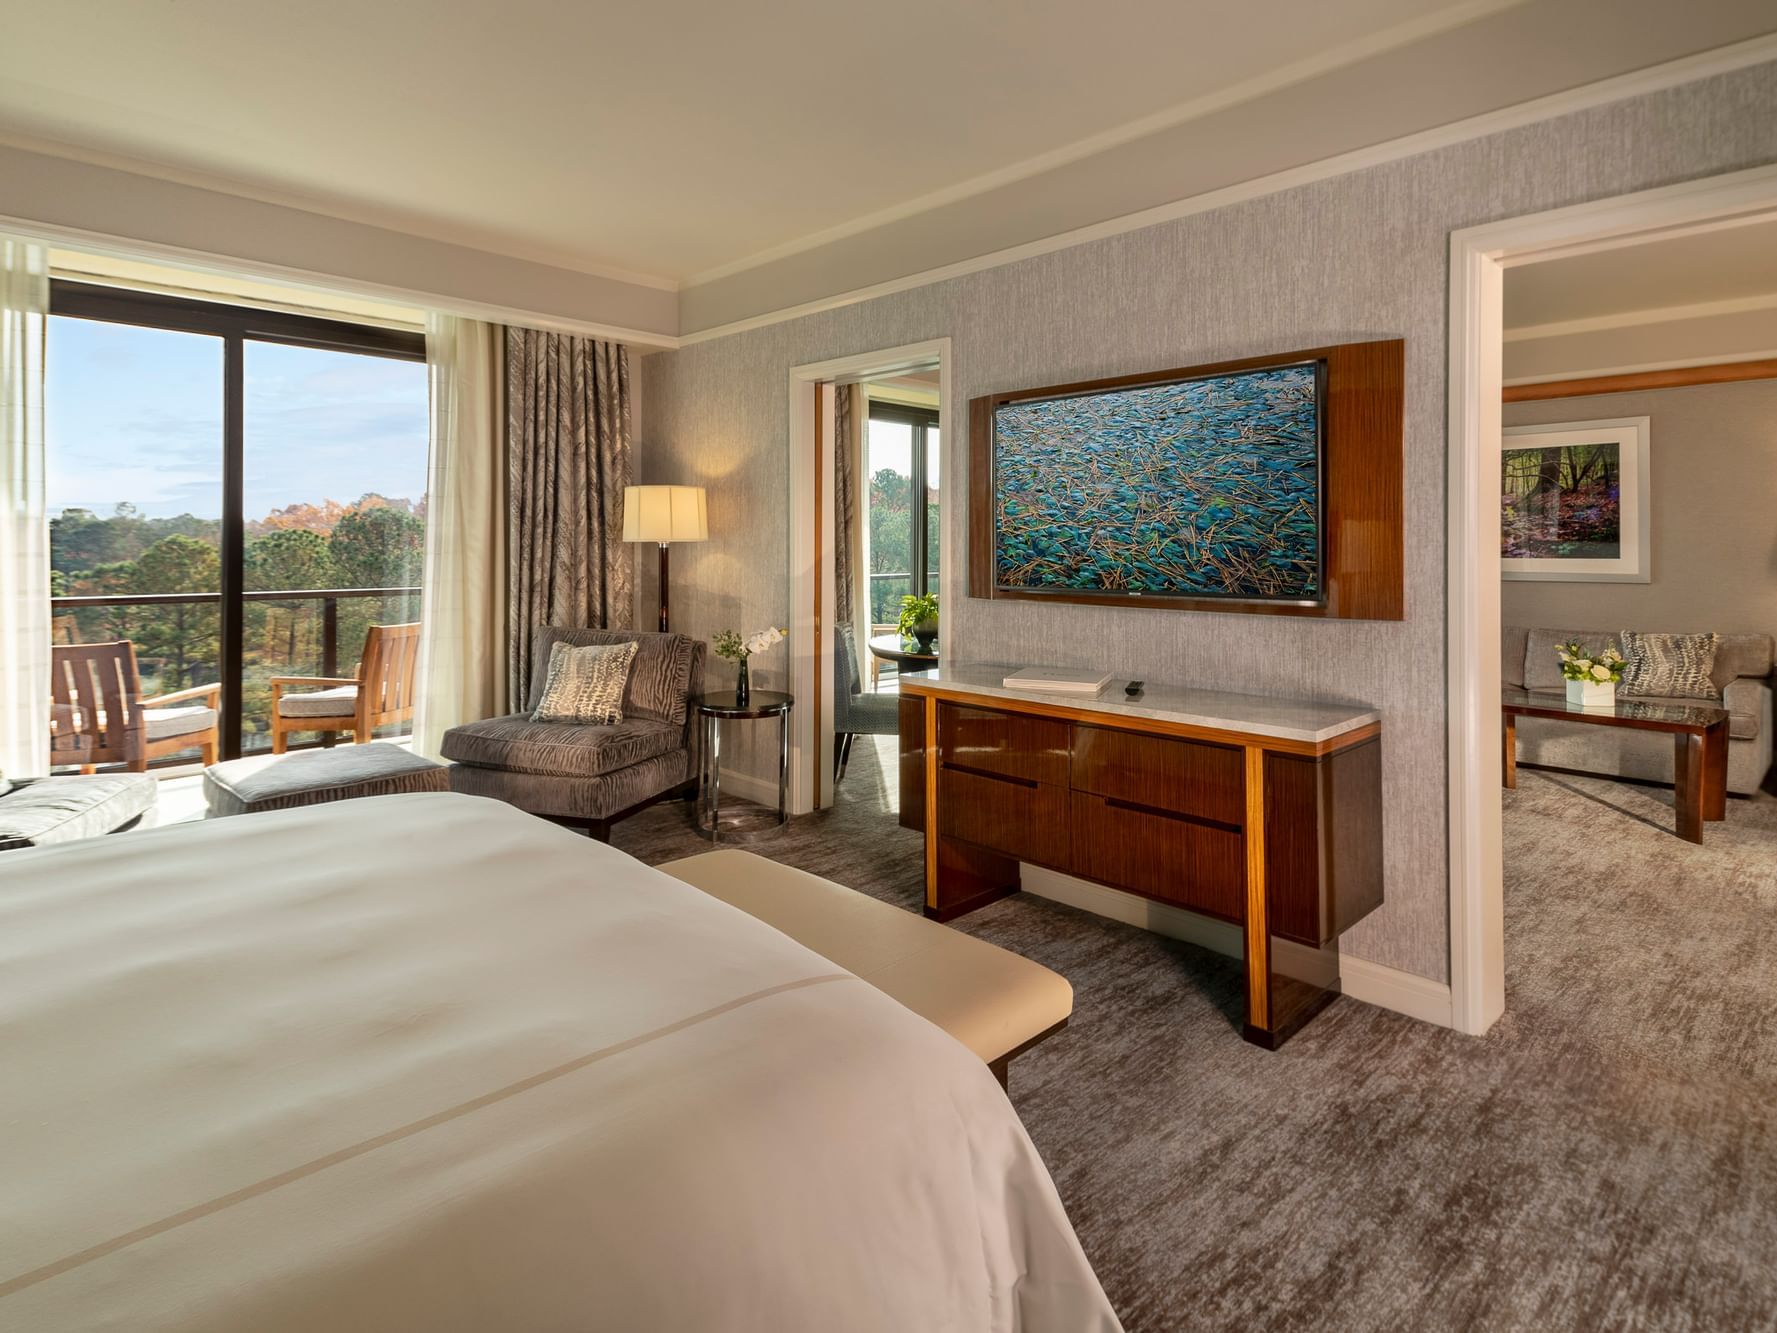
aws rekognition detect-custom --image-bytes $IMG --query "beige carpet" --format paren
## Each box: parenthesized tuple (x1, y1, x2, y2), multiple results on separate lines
(611, 739, 1777, 1332)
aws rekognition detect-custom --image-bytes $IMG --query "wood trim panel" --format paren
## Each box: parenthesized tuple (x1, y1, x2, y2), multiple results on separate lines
(1243, 745, 1270, 1030)
(1502, 357, 1777, 402)
(967, 339, 1405, 620)
(901, 680, 1378, 758)
(922, 694, 939, 910)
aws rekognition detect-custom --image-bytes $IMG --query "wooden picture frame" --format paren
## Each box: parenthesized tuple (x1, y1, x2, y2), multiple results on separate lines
(968, 339, 1404, 620)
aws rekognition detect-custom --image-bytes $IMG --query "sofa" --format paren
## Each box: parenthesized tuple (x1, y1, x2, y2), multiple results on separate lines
(442, 627, 705, 839)
(1503, 627, 1774, 795)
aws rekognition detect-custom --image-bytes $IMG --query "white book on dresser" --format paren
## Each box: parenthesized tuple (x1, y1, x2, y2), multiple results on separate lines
(1001, 665, 1113, 695)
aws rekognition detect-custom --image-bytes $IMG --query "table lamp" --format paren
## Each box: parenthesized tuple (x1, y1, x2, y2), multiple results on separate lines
(623, 485, 708, 632)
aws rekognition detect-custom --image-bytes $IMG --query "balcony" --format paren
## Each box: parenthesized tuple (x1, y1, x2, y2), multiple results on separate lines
(50, 585, 421, 769)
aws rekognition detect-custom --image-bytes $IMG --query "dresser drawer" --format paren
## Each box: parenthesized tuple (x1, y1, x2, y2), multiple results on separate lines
(1070, 792, 1245, 922)
(1070, 725, 1244, 827)
(937, 765, 1070, 869)
(938, 701, 1071, 787)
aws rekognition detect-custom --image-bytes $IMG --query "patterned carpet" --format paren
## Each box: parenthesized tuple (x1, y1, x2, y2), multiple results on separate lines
(613, 739, 1777, 1332)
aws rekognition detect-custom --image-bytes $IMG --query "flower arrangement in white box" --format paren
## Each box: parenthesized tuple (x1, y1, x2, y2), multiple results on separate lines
(1556, 640, 1624, 708)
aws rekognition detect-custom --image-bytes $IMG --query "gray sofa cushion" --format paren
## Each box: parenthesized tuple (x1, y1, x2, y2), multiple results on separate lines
(0, 773, 157, 850)
(441, 713, 683, 779)
(203, 742, 449, 817)
(448, 746, 691, 821)
(277, 685, 359, 718)
(527, 628, 699, 726)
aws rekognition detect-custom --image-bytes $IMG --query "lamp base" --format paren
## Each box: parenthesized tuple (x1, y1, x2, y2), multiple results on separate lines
(658, 541, 670, 633)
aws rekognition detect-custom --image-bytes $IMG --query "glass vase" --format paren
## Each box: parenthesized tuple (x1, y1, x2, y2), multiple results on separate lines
(735, 656, 750, 706)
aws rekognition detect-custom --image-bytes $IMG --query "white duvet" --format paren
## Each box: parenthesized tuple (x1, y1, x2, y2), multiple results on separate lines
(0, 792, 1118, 1332)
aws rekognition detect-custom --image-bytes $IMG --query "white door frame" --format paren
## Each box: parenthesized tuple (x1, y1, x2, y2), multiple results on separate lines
(786, 338, 953, 813)
(1445, 163, 1777, 1036)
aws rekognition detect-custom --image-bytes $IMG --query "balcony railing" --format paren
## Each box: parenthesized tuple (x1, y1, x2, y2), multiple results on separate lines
(51, 585, 421, 679)
(50, 585, 422, 760)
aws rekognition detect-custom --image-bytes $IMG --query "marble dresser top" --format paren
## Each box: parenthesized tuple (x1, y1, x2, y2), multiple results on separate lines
(897, 662, 1379, 746)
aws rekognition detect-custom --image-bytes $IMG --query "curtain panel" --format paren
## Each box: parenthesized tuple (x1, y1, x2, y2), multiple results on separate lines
(832, 383, 865, 628)
(506, 329, 633, 704)
(0, 236, 49, 779)
(414, 315, 509, 756)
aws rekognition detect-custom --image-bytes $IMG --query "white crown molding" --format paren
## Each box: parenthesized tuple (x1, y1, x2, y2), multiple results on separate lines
(0, 207, 681, 349)
(678, 33, 1777, 347)
(0, 126, 683, 293)
(684, 0, 1523, 287)
(1503, 291, 1777, 341)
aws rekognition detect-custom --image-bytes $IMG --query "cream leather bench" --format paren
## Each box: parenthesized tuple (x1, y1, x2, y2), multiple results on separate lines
(658, 850, 1072, 1088)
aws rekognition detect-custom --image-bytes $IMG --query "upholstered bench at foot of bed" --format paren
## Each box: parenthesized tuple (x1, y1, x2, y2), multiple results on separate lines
(657, 850, 1073, 1087)
(204, 743, 449, 817)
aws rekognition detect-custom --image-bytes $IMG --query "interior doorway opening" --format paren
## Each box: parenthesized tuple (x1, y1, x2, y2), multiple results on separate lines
(1446, 164, 1777, 1038)
(785, 340, 951, 818)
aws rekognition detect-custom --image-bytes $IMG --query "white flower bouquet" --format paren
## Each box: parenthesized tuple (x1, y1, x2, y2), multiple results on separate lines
(713, 625, 784, 704)
(1556, 640, 1624, 707)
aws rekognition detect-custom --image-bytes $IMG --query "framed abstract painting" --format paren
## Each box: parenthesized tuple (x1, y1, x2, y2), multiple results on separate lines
(1500, 415, 1650, 582)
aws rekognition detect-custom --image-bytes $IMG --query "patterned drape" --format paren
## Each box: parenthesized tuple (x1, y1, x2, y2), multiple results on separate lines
(833, 383, 864, 626)
(0, 235, 49, 779)
(506, 329, 633, 705)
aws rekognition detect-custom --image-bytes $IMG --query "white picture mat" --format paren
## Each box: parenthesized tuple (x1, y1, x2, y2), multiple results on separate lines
(1500, 415, 1651, 582)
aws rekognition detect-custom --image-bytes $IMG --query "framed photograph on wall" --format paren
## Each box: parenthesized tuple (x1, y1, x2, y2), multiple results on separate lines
(1500, 415, 1650, 582)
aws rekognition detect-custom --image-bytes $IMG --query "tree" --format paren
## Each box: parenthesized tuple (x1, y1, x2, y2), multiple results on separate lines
(329, 506, 425, 589)
(131, 535, 220, 691)
(246, 528, 336, 593)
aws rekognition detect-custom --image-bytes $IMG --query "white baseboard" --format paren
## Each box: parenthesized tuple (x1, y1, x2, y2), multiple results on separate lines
(1020, 865, 1454, 1029)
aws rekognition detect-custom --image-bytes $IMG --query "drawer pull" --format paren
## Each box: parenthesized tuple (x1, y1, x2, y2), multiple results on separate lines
(1104, 795, 1241, 835)
(942, 761, 1038, 789)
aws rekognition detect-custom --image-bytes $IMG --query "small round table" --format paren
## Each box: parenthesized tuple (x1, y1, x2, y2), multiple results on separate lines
(693, 690, 793, 842)
(867, 633, 938, 670)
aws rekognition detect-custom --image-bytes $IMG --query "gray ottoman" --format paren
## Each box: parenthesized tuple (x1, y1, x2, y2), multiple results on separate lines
(204, 743, 449, 817)
(0, 773, 158, 850)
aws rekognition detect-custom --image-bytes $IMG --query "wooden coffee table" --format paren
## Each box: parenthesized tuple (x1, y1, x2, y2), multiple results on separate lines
(1501, 686, 1730, 843)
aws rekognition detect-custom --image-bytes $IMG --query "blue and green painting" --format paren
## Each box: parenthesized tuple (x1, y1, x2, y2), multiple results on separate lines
(992, 363, 1321, 600)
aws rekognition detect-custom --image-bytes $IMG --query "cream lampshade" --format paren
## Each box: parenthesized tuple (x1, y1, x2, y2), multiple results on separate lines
(623, 485, 708, 631)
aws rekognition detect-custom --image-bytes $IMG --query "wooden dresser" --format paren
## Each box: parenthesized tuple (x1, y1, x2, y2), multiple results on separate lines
(898, 666, 1383, 1048)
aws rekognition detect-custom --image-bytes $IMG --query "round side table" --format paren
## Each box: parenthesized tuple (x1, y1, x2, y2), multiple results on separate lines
(692, 690, 793, 842)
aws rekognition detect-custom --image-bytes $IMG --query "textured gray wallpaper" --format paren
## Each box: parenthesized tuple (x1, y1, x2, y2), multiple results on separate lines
(639, 62, 1777, 984)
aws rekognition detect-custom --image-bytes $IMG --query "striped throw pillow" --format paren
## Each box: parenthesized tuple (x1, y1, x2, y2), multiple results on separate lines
(1618, 631, 1720, 701)
(531, 640, 639, 725)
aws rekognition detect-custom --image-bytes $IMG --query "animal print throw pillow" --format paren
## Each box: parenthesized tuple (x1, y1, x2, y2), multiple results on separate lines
(531, 639, 639, 725)
(1617, 630, 1720, 701)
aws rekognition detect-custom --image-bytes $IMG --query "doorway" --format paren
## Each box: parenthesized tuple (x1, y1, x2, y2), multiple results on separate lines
(1446, 163, 1777, 1037)
(785, 339, 951, 817)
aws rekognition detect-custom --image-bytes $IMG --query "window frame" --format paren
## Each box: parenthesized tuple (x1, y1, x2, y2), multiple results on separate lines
(865, 399, 940, 620)
(48, 280, 426, 757)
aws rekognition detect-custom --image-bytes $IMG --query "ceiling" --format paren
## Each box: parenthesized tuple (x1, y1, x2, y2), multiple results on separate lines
(0, 0, 1517, 284)
(1504, 216, 1777, 329)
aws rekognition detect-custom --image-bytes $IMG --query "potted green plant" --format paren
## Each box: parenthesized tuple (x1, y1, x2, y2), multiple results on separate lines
(898, 593, 939, 654)
(1556, 639, 1625, 708)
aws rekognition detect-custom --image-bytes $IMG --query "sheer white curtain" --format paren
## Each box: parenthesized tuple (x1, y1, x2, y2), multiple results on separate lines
(414, 314, 508, 757)
(0, 235, 49, 779)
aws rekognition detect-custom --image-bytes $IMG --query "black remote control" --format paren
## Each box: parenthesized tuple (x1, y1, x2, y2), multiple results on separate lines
(1124, 680, 1144, 697)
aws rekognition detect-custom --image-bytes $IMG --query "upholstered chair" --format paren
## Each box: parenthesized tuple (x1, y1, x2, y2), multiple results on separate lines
(442, 627, 705, 840)
(833, 624, 899, 781)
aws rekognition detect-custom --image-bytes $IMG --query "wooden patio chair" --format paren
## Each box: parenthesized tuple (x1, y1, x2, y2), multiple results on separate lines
(268, 622, 421, 753)
(50, 640, 220, 772)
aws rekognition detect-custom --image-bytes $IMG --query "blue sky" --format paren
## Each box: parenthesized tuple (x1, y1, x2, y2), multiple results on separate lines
(46, 317, 429, 521)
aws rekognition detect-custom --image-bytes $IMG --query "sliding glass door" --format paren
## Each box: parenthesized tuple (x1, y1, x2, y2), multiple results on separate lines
(865, 401, 940, 628)
(46, 282, 427, 763)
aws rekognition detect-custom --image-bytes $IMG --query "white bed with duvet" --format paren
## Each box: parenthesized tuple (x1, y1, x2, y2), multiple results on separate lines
(0, 792, 1118, 1332)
